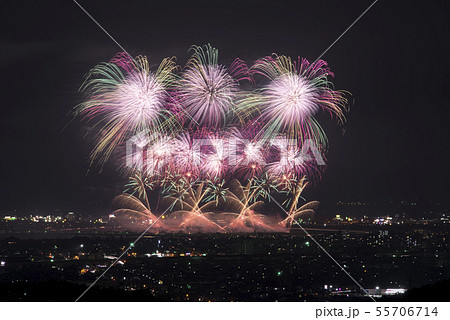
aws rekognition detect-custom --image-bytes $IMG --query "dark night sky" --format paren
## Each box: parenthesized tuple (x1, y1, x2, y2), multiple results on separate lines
(0, 0, 448, 211)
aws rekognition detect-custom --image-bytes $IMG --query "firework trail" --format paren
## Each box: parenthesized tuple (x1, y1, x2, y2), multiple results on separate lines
(164, 182, 226, 232)
(111, 193, 167, 231)
(124, 173, 156, 208)
(223, 179, 282, 232)
(277, 178, 318, 227)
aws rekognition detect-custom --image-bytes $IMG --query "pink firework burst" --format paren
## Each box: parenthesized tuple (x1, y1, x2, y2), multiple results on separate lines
(172, 132, 203, 177)
(201, 135, 229, 180)
(242, 54, 347, 147)
(266, 138, 310, 179)
(176, 44, 251, 127)
(145, 134, 175, 177)
(227, 128, 266, 179)
(77, 54, 178, 164)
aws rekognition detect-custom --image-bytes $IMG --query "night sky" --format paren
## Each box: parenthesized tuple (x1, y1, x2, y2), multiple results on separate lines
(1, 0, 448, 211)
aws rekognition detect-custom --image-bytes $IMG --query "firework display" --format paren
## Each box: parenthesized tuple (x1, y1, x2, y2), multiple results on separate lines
(76, 45, 348, 233)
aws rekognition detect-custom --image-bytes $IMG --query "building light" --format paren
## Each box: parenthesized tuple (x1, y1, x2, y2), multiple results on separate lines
(385, 289, 405, 295)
